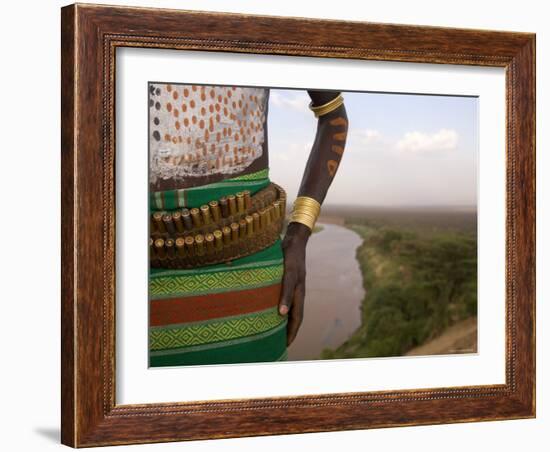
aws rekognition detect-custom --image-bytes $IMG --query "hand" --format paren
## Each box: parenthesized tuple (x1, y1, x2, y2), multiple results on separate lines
(279, 222, 310, 346)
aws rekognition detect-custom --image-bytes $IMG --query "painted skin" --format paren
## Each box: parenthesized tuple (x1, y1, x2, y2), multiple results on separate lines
(279, 90, 348, 345)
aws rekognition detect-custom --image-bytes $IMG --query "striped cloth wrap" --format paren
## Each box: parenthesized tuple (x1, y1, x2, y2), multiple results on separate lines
(149, 169, 288, 367)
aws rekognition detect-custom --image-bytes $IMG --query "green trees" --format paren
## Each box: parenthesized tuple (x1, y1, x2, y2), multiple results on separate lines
(322, 223, 477, 359)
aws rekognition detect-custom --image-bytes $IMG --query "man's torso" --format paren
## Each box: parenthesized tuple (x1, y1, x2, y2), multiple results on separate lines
(149, 83, 270, 192)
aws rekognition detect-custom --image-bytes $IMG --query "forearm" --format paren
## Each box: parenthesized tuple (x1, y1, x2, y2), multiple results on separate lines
(279, 90, 348, 337)
(287, 91, 348, 240)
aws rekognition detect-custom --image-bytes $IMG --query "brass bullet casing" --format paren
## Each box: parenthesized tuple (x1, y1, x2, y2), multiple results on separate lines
(222, 226, 231, 246)
(172, 211, 185, 233)
(279, 200, 286, 219)
(153, 212, 166, 233)
(256, 196, 265, 210)
(213, 229, 223, 251)
(263, 191, 271, 206)
(165, 238, 176, 258)
(243, 190, 252, 210)
(273, 201, 281, 220)
(154, 238, 166, 259)
(184, 236, 195, 257)
(175, 237, 186, 257)
(264, 189, 273, 205)
(245, 215, 254, 237)
(181, 208, 193, 230)
(149, 238, 156, 258)
(227, 195, 237, 216)
(219, 197, 229, 218)
(205, 233, 215, 255)
(252, 212, 260, 232)
(209, 200, 221, 223)
(230, 222, 239, 242)
(266, 206, 273, 225)
(236, 192, 245, 214)
(190, 207, 202, 228)
(239, 219, 247, 239)
(150, 216, 157, 234)
(163, 214, 176, 234)
(200, 205, 211, 226)
(195, 234, 205, 256)
(259, 208, 268, 230)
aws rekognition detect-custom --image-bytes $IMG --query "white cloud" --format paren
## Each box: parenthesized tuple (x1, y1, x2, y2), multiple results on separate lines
(269, 91, 310, 114)
(351, 129, 383, 144)
(396, 129, 458, 152)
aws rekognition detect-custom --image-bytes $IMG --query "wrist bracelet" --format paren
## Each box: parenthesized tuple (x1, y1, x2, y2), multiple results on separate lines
(308, 94, 344, 118)
(289, 196, 321, 231)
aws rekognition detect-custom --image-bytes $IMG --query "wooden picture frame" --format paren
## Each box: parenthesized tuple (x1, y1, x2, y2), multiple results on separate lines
(61, 3, 535, 447)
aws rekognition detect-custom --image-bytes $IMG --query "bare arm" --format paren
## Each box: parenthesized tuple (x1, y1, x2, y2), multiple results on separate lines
(279, 90, 349, 345)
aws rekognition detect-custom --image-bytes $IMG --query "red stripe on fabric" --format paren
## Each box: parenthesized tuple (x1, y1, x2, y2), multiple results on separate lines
(150, 283, 282, 326)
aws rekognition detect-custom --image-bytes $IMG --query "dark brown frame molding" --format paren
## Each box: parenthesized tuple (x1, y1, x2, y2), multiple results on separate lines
(61, 3, 536, 447)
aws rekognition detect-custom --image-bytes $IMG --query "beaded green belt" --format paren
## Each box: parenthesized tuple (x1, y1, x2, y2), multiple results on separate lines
(150, 182, 286, 269)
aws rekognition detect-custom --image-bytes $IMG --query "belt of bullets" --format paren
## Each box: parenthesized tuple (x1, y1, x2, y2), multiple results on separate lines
(150, 182, 287, 269)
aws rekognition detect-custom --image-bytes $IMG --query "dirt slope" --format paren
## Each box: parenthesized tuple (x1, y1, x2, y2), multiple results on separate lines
(405, 317, 478, 356)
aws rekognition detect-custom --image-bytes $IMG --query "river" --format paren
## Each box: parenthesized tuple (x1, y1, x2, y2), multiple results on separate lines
(287, 223, 365, 361)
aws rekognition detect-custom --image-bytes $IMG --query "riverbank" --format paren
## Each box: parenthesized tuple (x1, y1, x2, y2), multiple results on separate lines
(406, 317, 477, 356)
(321, 209, 478, 360)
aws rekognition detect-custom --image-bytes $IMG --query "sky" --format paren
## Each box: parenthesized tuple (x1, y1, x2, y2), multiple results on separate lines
(267, 89, 478, 207)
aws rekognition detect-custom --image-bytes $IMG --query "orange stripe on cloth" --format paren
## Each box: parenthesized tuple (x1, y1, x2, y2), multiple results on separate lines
(150, 283, 282, 326)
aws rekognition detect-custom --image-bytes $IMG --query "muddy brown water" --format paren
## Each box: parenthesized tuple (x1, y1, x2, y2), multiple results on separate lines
(287, 223, 365, 361)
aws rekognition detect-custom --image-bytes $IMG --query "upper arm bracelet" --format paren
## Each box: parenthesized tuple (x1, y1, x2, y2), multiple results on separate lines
(308, 94, 344, 118)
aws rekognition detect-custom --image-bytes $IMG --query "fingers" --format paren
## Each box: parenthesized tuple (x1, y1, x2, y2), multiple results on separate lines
(279, 267, 296, 316)
(286, 282, 305, 346)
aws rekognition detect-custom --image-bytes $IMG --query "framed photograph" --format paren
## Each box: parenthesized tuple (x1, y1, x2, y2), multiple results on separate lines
(61, 3, 535, 447)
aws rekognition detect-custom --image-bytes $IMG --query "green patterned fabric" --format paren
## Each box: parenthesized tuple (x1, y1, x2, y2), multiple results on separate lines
(229, 168, 269, 181)
(150, 321, 287, 367)
(150, 168, 271, 211)
(149, 169, 287, 367)
(150, 240, 283, 299)
(150, 307, 283, 350)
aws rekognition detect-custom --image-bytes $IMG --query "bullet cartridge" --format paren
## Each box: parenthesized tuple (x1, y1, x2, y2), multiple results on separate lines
(239, 219, 247, 239)
(243, 190, 252, 210)
(230, 222, 239, 242)
(154, 238, 166, 259)
(181, 208, 193, 230)
(252, 212, 260, 232)
(273, 201, 281, 220)
(222, 226, 231, 246)
(190, 208, 202, 228)
(165, 238, 176, 258)
(149, 238, 156, 258)
(163, 214, 176, 234)
(219, 197, 229, 218)
(153, 212, 166, 233)
(213, 229, 223, 251)
(208, 200, 221, 223)
(236, 192, 245, 214)
(259, 208, 268, 230)
(195, 234, 205, 256)
(228, 195, 237, 216)
(172, 211, 185, 232)
(175, 237, 186, 257)
(200, 205, 211, 225)
(184, 236, 195, 257)
(245, 215, 254, 237)
(205, 233, 215, 254)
